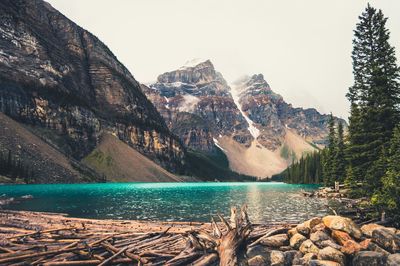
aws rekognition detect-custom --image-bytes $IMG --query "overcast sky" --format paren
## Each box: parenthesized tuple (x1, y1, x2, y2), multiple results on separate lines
(47, 0, 400, 119)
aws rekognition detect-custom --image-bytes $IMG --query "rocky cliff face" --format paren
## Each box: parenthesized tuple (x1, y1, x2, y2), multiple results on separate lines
(0, 0, 185, 176)
(148, 60, 252, 153)
(232, 74, 342, 149)
(147, 61, 345, 177)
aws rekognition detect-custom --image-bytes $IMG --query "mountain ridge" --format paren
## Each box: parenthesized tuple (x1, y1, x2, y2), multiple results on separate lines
(146, 59, 346, 177)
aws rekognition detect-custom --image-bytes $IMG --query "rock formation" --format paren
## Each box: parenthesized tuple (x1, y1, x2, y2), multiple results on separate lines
(0, 0, 185, 182)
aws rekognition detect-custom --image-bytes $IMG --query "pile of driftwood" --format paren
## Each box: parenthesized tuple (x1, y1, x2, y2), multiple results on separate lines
(0, 207, 291, 265)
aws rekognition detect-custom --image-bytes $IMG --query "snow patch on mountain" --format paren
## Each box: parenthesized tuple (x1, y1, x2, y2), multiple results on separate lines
(213, 138, 226, 152)
(177, 94, 200, 113)
(180, 58, 208, 69)
(230, 83, 260, 140)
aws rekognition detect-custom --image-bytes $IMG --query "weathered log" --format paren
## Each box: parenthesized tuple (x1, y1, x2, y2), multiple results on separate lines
(191, 252, 219, 266)
(101, 241, 148, 264)
(43, 258, 133, 265)
(98, 246, 129, 266)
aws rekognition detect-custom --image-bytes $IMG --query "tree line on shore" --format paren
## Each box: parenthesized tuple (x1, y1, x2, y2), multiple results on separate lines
(0, 150, 35, 183)
(279, 5, 400, 221)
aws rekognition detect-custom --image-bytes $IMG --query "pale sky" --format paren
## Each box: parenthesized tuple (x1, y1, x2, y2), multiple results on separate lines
(47, 0, 400, 119)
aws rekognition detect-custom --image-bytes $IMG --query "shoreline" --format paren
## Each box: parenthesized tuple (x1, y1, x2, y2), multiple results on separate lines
(1, 209, 399, 265)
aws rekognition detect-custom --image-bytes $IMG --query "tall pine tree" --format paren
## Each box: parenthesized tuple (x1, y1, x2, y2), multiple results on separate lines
(346, 4, 400, 193)
(334, 121, 346, 182)
(323, 114, 336, 185)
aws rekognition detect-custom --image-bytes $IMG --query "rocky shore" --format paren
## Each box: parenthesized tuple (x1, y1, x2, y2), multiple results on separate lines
(0, 208, 399, 265)
(247, 215, 400, 266)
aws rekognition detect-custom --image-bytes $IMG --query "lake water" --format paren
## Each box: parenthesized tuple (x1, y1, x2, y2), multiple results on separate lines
(0, 182, 330, 223)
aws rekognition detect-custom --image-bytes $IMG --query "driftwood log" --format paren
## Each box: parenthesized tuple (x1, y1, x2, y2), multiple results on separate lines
(0, 208, 292, 265)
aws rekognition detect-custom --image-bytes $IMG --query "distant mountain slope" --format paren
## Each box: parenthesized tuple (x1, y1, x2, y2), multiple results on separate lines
(0, 0, 186, 183)
(0, 113, 99, 183)
(82, 134, 182, 182)
(146, 60, 346, 177)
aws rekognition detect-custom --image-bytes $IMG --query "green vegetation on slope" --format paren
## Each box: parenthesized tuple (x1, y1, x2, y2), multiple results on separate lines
(186, 148, 256, 182)
(0, 150, 35, 183)
(272, 151, 322, 184)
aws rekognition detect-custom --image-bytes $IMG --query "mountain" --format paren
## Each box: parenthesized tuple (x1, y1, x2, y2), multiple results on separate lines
(147, 60, 253, 152)
(0, 0, 187, 182)
(146, 61, 346, 177)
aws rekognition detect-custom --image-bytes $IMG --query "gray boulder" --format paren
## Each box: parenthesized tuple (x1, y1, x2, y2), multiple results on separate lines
(352, 251, 387, 266)
(372, 227, 400, 253)
(248, 255, 267, 266)
(260, 234, 289, 248)
(270, 250, 285, 266)
(387, 253, 400, 266)
(317, 247, 345, 265)
(290, 233, 307, 249)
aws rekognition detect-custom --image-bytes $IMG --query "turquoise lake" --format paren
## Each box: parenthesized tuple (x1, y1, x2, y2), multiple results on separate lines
(0, 182, 330, 223)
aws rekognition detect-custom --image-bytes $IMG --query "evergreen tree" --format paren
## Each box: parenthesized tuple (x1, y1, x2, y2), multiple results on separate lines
(334, 121, 346, 182)
(372, 125, 400, 224)
(323, 114, 336, 185)
(278, 151, 323, 184)
(346, 4, 400, 193)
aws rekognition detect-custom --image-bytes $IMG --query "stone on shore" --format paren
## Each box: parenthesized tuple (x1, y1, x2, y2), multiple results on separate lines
(270, 250, 285, 266)
(288, 227, 298, 237)
(305, 217, 323, 229)
(299, 239, 320, 254)
(290, 233, 307, 249)
(322, 216, 362, 239)
(318, 246, 345, 265)
(310, 230, 331, 244)
(260, 234, 289, 247)
(360, 223, 396, 238)
(341, 240, 362, 255)
(387, 253, 400, 266)
(248, 255, 267, 266)
(296, 222, 311, 236)
(365, 241, 390, 255)
(283, 250, 302, 266)
(309, 260, 341, 266)
(331, 230, 352, 245)
(352, 251, 387, 266)
(372, 227, 400, 253)
(301, 253, 318, 264)
(320, 240, 342, 250)
(312, 222, 328, 233)
(246, 245, 270, 258)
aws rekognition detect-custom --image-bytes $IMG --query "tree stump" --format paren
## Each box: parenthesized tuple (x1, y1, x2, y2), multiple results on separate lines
(196, 205, 252, 266)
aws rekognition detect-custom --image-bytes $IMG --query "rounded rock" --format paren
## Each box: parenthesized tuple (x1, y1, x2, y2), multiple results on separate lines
(318, 246, 345, 265)
(290, 233, 307, 249)
(270, 250, 285, 266)
(387, 253, 400, 266)
(352, 251, 387, 266)
(299, 239, 320, 254)
(248, 255, 267, 266)
(322, 216, 362, 239)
